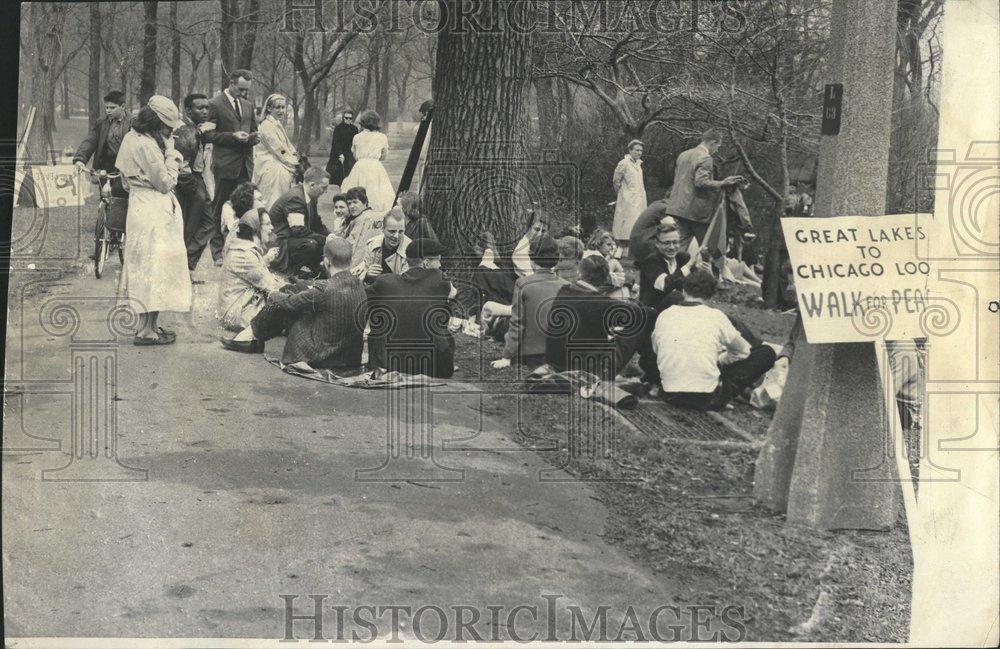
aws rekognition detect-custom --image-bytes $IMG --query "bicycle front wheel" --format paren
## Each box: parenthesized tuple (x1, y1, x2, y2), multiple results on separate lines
(94, 208, 109, 279)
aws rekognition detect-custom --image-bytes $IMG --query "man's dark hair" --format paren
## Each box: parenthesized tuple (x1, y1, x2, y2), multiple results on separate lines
(230, 181, 257, 217)
(183, 93, 207, 110)
(104, 91, 125, 106)
(701, 128, 725, 144)
(230, 69, 252, 83)
(683, 269, 717, 299)
(345, 186, 369, 206)
(578, 254, 610, 286)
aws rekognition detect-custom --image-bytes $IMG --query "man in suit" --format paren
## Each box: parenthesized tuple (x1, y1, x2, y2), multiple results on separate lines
(268, 167, 331, 277)
(194, 69, 259, 269)
(664, 129, 743, 252)
(73, 90, 131, 197)
(220, 237, 368, 370)
(366, 238, 458, 379)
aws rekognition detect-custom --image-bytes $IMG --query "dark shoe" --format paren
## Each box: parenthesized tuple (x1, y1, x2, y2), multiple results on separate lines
(134, 330, 176, 346)
(219, 336, 263, 353)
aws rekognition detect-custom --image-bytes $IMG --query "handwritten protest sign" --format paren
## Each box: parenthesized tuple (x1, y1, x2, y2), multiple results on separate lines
(781, 214, 933, 343)
(31, 165, 90, 209)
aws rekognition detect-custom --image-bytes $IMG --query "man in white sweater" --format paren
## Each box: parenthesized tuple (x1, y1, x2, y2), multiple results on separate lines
(652, 269, 776, 410)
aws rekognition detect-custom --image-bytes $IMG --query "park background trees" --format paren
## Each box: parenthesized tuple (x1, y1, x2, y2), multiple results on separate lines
(16, 0, 943, 268)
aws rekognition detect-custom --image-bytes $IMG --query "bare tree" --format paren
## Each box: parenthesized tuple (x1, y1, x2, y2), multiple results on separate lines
(138, 1, 158, 106)
(170, 2, 182, 104)
(88, 2, 101, 123)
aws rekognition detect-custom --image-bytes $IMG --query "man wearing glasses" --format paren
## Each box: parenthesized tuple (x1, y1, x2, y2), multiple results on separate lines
(637, 219, 710, 312)
(326, 110, 359, 187)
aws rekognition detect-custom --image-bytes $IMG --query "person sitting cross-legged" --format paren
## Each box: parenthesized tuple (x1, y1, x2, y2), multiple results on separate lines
(652, 269, 776, 411)
(544, 255, 648, 380)
(268, 167, 331, 278)
(366, 238, 458, 379)
(217, 184, 285, 331)
(491, 235, 567, 370)
(352, 209, 411, 285)
(220, 236, 368, 371)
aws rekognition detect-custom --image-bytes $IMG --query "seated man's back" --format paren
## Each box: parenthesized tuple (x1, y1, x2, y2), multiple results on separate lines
(367, 238, 456, 378)
(653, 302, 744, 394)
(280, 270, 367, 369)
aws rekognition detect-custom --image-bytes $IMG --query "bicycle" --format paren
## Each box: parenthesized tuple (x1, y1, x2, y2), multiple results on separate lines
(89, 171, 128, 279)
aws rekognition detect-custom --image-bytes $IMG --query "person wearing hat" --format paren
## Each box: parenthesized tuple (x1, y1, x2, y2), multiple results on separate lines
(114, 95, 191, 345)
(491, 235, 567, 370)
(221, 236, 368, 370)
(366, 237, 458, 378)
(217, 182, 285, 331)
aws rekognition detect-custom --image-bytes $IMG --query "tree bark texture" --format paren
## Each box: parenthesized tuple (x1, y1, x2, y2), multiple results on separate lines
(424, 0, 534, 259)
(138, 1, 158, 106)
(88, 2, 101, 124)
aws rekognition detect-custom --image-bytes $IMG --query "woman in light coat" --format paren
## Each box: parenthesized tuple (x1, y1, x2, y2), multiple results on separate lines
(114, 96, 192, 345)
(611, 139, 647, 256)
(252, 94, 300, 209)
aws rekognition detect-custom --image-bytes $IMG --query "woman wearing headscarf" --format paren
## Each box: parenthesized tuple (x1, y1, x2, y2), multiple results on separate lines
(218, 182, 286, 331)
(252, 93, 300, 209)
(114, 96, 192, 345)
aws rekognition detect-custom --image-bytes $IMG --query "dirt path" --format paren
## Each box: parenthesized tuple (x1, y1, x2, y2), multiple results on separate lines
(3, 257, 685, 641)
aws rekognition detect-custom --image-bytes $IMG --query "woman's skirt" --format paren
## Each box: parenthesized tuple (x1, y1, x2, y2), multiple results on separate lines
(118, 186, 192, 314)
(253, 157, 294, 210)
(341, 159, 396, 212)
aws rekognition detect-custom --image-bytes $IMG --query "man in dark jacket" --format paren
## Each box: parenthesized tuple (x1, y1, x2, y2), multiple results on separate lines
(637, 221, 700, 312)
(544, 255, 646, 380)
(174, 93, 215, 267)
(200, 69, 259, 267)
(73, 90, 131, 197)
(366, 238, 458, 378)
(664, 129, 743, 252)
(221, 237, 367, 369)
(326, 110, 359, 186)
(268, 168, 331, 276)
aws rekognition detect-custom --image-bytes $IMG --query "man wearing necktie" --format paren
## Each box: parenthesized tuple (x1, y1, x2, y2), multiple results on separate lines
(199, 69, 259, 269)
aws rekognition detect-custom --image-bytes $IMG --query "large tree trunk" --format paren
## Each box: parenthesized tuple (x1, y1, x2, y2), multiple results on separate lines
(533, 76, 560, 151)
(138, 1, 158, 106)
(207, 41, 217, 93)
(424, 0, 533, 256)
(88, 2, 101, 125)
(102, 8, 114, 94)
(238, 0, 262, 70)
(170, 2, 182, 105)
(219, 0, 235, 82)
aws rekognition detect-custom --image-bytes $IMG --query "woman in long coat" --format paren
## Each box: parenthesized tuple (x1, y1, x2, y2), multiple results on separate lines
(611, 139, 648, 256)
(252, 93, 299, 209)
(114, 96, 192, 345)
(326, 109, 359, 186)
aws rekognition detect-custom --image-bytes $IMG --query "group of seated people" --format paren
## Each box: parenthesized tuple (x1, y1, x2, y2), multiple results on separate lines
(215, 181, 776, 410)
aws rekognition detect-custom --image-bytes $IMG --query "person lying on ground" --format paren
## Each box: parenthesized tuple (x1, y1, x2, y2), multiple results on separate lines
(543, 255, 648, 380)
(584, 228, 629, 299)
(490, 235, 566, 369)
(353, 209, 411, 284)
(554, 235, 584, 284)
(366, 238, 459, 379)
(220, 236, 368, 370)
(652, 269, 776, 411)
(268, 167, 331, 278)
(218, 184, 284, 331)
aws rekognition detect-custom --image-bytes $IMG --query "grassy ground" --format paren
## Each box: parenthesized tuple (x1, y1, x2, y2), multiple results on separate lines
(453, 284, 913, 643)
